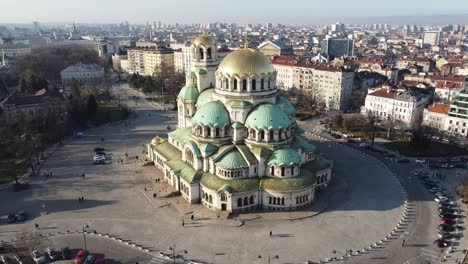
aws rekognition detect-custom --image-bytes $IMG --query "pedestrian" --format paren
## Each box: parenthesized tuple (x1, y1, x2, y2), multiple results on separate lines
(402, 239, 405, 247)
(35, 223, 39, 229)
(191, 215, 194, 221)
(269, 230, 272, 237)
(182, 220, 185, 228)
(78, 197, 81, 203)
(153, 193, 157, 198)
(81, 173, 85, 178)
(81, 196, 84, 202)
(144, 187, 147, 191)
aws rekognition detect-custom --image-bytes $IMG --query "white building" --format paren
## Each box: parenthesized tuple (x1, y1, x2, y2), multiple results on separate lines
(445, 90, 468, 138)
(271, 56, 300, 90)
(423, 31, 442, 46)
(361, 88, 431, 126)
(60, 63, 105, 85)
(423, 103, 449, 132)
(435, 81, 464, 103)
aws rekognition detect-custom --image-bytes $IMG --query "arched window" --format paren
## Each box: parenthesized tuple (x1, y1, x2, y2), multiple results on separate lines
(268, 77, 271, 89)
(208, 194, 213, 204)
(185, 148, 194, 165)
(234, 79, 238, 90)
(296, 196, 299, 204)
(215, 127, 220, 137)
(260, 130, 265, 140)
(237, 198, 242, 207)
(261, 79, 264, 90)
(242, 79, 247, 91)
(270, 166, 274, 176)
(244, 197, 249, 206)
(224, 127, 228, 136)
(269, 196, 272, 204)
(281, 197, 285, 205)
(249, 195, 254, 205)
(207, 48, 212, 60)
(204, 193, 208, 201)
(269, 130, 274, 141)
(251, 79, 256, 90)
(221, 193, 227, 201)
(207, 127, 211, 137)
(291, 166, 294, 175)
(278, 129, 283, 139)
(224, 78, 228, 89)
(250, 129, 256, 139)
(197, 126, 202, 136)
(273, 197, 277, 205)
(199, 48, 204, 60)
(281, 167, 285, 177)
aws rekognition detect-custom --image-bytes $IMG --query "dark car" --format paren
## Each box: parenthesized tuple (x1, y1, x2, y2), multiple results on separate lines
(438, 208, 457, 214)
(15, 211, 26, 222)
(438, 232, 454, 240)
(93, 147, 105, 152)
(95, 151, 106, 156)
(7, 214, 16, 223)
(438, 224, 456, 232)
(434, 239, 450, 248)
(12, 181, 30, 192)
(397, 158, 411, 163)
(61, 247, 71, 260)
(83, 255, 95, 264)
(439, 213, 457, 219)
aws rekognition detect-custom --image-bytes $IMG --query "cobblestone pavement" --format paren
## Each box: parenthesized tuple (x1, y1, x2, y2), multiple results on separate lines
(0, 85, 406, 264)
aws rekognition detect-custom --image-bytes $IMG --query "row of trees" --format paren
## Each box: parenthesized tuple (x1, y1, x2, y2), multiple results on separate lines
(128, 71, 185, 95)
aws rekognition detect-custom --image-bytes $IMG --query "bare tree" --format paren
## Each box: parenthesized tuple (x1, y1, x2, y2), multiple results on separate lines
(14, 231, 49, 253)
(360, 113, 378, 147)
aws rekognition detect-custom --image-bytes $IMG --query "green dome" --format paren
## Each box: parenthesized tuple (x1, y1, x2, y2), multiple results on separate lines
(192, 101, 230, 127)
(215, 150, 248, 170)
(196, 88, 214, 107)
(277, 96, 296, 116)
(178, 85, 199, 102)
(218, 184, 235, 193)
(266, 148, 301, 166)
(244, 103, 292, 130)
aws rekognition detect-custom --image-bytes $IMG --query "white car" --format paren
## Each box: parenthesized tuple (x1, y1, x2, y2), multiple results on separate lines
(93, 155, 106, 164)
(435, 197, 448, 203)
(44, 248, 60, 261)
(415, 159, 426, 163)
(31, 250, 46, 264)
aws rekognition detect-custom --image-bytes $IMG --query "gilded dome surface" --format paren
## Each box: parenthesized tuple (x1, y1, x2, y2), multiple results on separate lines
(193, 35, 216, 47)
(217, 48, 275, 77)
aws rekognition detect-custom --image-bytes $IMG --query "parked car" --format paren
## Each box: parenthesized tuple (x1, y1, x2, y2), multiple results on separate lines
(440, 213, 457, 220)
(438, 224, 456, 232)
(44, 248, 61, 261)
(15, 211, 26, 222)
(359, 143, 369, 148)
(415, 159, 426, 163)
(1, 255, 14, 264)
(438, 232, 454, 240)
(12, 181, 30, 192)
(13, 255, 27, 264)
(440, 219, 456, 225)
(435, 196, 448, 203)
(95, 151, 106, 156)
(31, 250, 46, 264)
(61, 247, 71, 260)
(93, 259, 104, 264)
(84, 255, 95, 264)
(397, 158, 410, 163)
(434, 239, 450, 248)
(93, 155, 106, 165)
(7, 214, 16, 223)
(75, 250, 88, 264)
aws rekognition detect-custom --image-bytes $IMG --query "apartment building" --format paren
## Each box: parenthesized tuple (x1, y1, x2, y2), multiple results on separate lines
(271, 56, 301, 90)
(396, 57, 434, 72)
(127, 47, 174, 76)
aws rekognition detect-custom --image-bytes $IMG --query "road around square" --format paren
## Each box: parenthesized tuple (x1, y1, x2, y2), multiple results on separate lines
(0, 83, 438, 264)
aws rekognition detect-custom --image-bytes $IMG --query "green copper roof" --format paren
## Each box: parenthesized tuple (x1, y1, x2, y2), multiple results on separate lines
(168, 127, 192, 143)
(292, 135, 317, 153)
(244, 103, 292, 130)
(166, 159, 203, 184)
(231, 121, 244, 128)
(211, 145, 236, 161)
(225, 100, 253, 108)
(192, 101, 231, 127)
(295, 125, 306, 134)
(215, 150, 249, 170)
(236, 145, 258, 164)
(178, 85, 199, 102)
(153, 141, 182, 161)
(197, 69, 207, 75)
(200, 173, 260, 193)
(266, 148, 301, 166)
(303, 155, 333, 172)
(186, 140, 201, 157)
(186, 71, 197, 79)
(199, 143, 218, 157)
(277, 96, 296, 116)
(260, 173, 315, 191)
(218, 184, 235, 193)
(250, 147, 273, 157)
(196, 88, 215, 108)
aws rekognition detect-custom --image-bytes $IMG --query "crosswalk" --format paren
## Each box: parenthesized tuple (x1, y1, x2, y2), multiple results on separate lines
(403, 248, 443, 264)
(147, 253, 172, 264)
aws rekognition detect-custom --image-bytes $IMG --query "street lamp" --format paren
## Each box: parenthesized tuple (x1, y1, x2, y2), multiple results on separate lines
(332, 249, 352, 264)
(169, 244, 187, 264)
(258, 254, 279, 264)
(82, 225, 90, 250)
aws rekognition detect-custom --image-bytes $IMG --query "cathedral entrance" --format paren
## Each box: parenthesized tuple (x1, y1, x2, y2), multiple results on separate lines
(221, 203, 227, 211)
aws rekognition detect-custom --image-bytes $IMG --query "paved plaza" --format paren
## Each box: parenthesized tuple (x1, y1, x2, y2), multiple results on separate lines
(0, 84, 414, 264)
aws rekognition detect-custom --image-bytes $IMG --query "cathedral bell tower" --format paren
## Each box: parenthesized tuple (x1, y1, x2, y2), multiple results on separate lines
(190, 34, 219, 93)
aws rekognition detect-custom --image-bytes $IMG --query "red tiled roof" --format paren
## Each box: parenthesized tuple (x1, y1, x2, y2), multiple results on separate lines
(368, 88, 398, 99)
(427, 103, 450, 115)
(431, 75, 466, 83)
(436, 81, 462, 89)
(271, 56, 301, 66)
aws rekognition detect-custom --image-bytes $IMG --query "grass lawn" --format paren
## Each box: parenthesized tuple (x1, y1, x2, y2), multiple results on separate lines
(91, 102, 130, 126)
(332, 126, 388, 139)
(384, 141, 468, 157)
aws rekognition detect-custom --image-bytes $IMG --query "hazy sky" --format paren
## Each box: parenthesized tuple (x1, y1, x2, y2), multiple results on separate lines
(1, 0, 468, 24)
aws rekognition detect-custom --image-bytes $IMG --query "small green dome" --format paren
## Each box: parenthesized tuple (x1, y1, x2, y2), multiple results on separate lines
(277, 96, 296, 116)
(216, 150, 248, 170)
(266, 148, 301, 166)
(178, 85, 199, 102)
(192, 101, 230, 127)
(218, 184, 235, 193)
(196, 88, 214, 107)
(244, 103, 292, 130)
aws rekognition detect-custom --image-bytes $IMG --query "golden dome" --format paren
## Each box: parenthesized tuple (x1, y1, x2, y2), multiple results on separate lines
(193, 35, 216, 47)
(217, 48, 275, 77)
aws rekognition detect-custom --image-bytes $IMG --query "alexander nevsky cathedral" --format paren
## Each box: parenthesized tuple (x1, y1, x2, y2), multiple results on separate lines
(147, 34, 333, 213)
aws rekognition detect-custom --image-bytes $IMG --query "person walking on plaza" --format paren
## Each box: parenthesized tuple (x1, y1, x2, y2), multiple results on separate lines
(269, 230, 272, 237)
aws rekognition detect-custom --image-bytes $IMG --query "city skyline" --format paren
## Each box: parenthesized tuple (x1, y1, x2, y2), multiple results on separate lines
(1, 0, 468, 25)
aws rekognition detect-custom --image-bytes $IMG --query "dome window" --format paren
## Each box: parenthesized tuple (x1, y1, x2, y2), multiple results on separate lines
(252, 79, 256, 91)
(261, 79, 264, 90)
(207, 48, 212, 60)
(242, 79, 247, 91)
(234, 79, 238, 90)
(199, 48, 204, 60)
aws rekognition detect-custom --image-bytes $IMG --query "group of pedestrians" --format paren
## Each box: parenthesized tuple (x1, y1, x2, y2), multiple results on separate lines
(78, 196, 85, 203)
